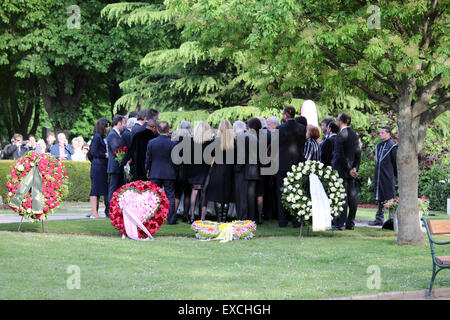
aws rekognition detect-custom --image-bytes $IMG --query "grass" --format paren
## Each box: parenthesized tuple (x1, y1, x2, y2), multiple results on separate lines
(0, 203, 448, 300)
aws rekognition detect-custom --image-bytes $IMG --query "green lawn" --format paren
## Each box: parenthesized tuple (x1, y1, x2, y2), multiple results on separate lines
(0, 214, 449, 300)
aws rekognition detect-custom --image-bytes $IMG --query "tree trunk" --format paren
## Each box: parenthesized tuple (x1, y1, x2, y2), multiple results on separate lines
(396, 81, 425, 245)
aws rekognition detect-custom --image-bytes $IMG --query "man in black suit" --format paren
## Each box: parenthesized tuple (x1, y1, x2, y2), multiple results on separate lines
(145, 121, 178, 224)
(106, 114, 126, 217)
(5, 134, 28, 160)
(320, 121, 339, 167)
(275, 106, 306, 228)
(122, 119, 158, 181)
(332, 113, 361, 230)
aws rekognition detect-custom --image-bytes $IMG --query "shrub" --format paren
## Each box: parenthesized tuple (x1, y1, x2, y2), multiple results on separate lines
(0, 160, 91, 203)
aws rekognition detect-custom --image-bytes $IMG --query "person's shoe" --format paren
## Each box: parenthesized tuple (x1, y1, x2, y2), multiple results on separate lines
(85, 214, 91, 218)
(368, 220, 383, 226)
(332, 226, 345, 231)
(345, 225, 355, 230)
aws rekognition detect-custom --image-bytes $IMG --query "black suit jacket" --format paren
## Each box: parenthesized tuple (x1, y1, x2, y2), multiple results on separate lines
(122, 129, 158, 181)
(332, 127, 361, 179)
(145, 135, 177, 180)
(131, 122, 146, 138)
(121, 129, 132, 149)
(276, 119, 306, 172)
(5, 144, 28, 160)
(106, 129, 123, 174)
(320, 134, 337, 167)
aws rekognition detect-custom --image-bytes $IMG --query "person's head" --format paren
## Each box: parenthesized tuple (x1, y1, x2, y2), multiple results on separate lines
(12, 133, 23, 146)
(157, 121, 170, 135)
(321, 118, 334, 136)
(37, 139, 46, 153)
(193, 121, 212, 144)
(295, 116, 308, 127)
(128, 111, 138, 119)
(257, 117, 267, 129)
(379, 125, 392, 142)
(146, 119, 157, 133)
(218, 120, 234, 151)
(82, 144, 90, 155)
(327, 121, 339, 135)
(57, 133, 67, 145)
(47, 132, 56, 145)
(126, 117, 137, 130)
(337, 113, 351, 128)
(172, 120, 192, 141)
(112, 114, 126, 131)
(306, 125, 320, 141)
(28, 135, 36, 145)
(137, 109, 148, 122)
(282, 105, 296, 121)
(266, 116, 279, 132)
(247, 117, 262, 134)
(94, 118, 111, 138)
(71, 137, 81, 150)
(147, 108, 159, 121)
(232, 120, 246, 136)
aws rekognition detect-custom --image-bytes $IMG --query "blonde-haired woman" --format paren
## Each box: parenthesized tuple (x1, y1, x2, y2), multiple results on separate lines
(205, 120, 235, 222)
(187, 121, 214, 222)
(172, 120, 193, 223)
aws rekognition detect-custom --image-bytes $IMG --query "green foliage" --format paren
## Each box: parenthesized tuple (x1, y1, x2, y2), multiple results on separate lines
(0, 160, 91, 203)
(419, 156, 450, 211)
(159, 110, 210, 129)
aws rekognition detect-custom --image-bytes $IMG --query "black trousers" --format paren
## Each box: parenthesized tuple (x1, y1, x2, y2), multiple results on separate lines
(336, 178, 358, 228)
(263, 175, 278, 220)
(151, 179, 176, 224)
(375, 200, 385, 223)
(234, 171, 248, 220)
(107, 173, 125, 217)
(246, 180, 257, 221)
(276, 170, 299, 227)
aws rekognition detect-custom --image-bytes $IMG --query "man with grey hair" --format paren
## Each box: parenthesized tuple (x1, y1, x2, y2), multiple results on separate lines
(50, 132, 74, 160)
(121, 117, 136, 149)
(266, 116, 279, 133)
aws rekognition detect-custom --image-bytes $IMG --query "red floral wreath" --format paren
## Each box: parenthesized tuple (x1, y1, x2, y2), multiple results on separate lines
(5, 151, 68, 221)
(109, 181, 169, 239)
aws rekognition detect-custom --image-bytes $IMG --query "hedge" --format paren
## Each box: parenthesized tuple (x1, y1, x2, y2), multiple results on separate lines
(0, 160, 91, 203)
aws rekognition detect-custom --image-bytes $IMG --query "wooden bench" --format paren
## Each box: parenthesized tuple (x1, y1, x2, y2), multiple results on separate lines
(422, 217, 450, 298)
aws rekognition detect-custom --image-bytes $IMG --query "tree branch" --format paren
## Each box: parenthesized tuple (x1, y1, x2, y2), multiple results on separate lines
(413, 73, 442, 117)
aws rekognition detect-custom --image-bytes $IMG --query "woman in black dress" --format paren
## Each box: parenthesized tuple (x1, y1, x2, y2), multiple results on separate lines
(172, 120, 193, 223)
(187, 121, 214, 222)
(206, 120, 235, 222)
(89, 118, 111, 218)
(246, 118, 264, 224)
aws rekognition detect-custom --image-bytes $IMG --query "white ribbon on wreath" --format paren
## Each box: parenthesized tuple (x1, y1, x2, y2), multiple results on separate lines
(309, 173, 332, 231)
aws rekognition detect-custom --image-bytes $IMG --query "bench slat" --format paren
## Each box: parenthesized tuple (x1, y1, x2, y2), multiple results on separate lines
(436, 256, 450, 266)
(428, 220, 450, 235)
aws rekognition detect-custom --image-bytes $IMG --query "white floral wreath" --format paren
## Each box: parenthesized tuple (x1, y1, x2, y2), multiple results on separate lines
(281, 160, 346, 223)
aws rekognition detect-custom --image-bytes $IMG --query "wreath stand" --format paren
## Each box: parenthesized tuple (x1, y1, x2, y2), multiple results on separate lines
(17, 216, 48, 233)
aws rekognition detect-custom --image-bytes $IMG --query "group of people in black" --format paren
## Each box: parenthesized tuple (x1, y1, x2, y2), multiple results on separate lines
(87, 105, 367, 232)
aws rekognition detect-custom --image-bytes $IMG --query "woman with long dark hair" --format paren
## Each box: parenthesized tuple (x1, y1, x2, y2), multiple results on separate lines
(246, 118, 264, 224)
(88, 118, 111, 218)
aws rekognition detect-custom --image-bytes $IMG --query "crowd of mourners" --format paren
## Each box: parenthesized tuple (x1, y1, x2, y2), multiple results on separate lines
(1, 105, 398, 230)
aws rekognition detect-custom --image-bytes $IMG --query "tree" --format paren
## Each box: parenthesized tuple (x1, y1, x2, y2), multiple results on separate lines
(0, 0, 160, 138)
(102, 2, 255, 113)
(165, 0, 449, 245)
